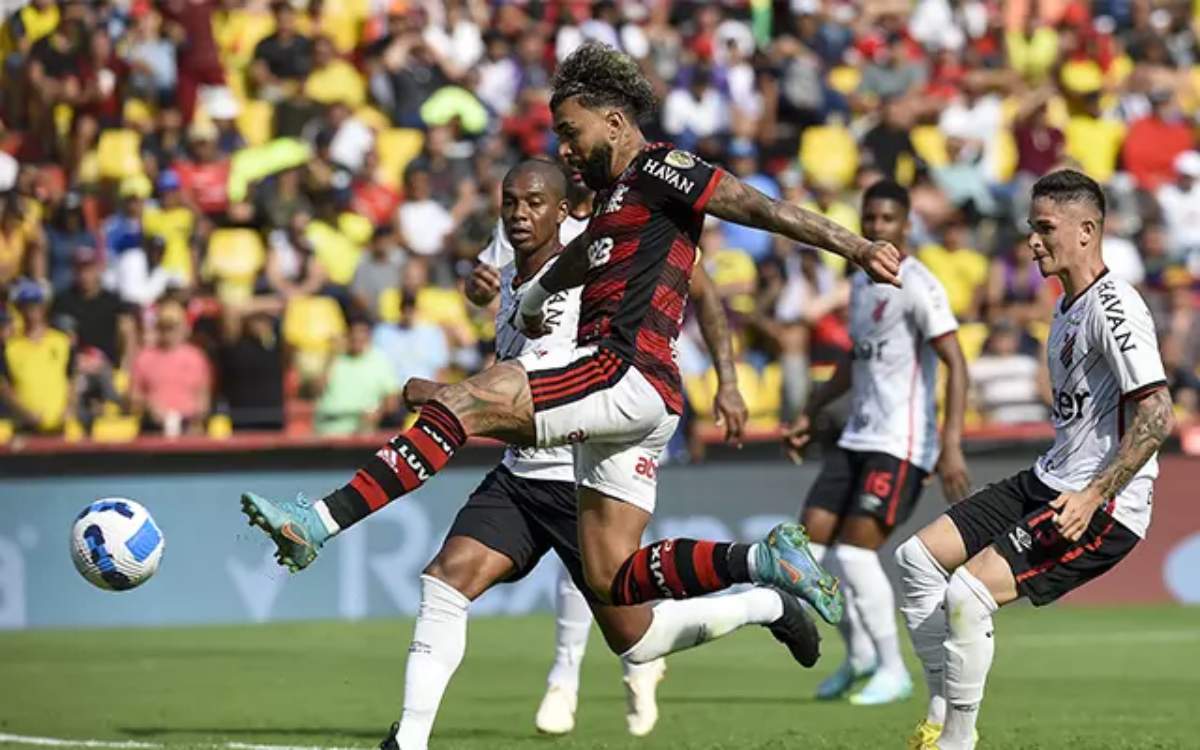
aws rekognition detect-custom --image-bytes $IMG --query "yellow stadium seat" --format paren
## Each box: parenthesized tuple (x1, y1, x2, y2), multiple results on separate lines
(64, 418, 84, 442)
(957, 322, 989, 363)
(827, 66, 862, 96)
(237, 99, 274, 147)
(911, 125, 949, 168)
(376, 128, 425, 189)
(97, 129, 144, 181)
(0, 419, 12, 444)
(685, 371, 717, 419)
(992, 129, 1018, 183)
(203, 228, 266, 304)
(377, 287, 400, 324)
(355, 106, 391, 133)
(283, 295, 346, 355)
(1028, 320, 1050, 345)
(799, 125, 858, 190)
(112, 370, 130, 397)
(207, 413, 233, 439)
(338, 211, 374, 246)
(750, 362, 783, 426)
(91, 415, 140, 443)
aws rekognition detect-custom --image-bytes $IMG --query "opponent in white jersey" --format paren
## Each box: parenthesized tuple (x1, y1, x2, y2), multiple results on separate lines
(895, 170, 1174, 750)
(784, 180, 970, 708)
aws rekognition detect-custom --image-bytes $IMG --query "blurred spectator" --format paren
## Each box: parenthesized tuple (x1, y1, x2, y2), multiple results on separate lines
(173, 120, 231, 219)
(44, 192, 91, 293)
(372, 292, 450, 388)
(662, 66, 728, 149)
(50, 246, 132, 367)
(862, 99, 917, 183)
(476, 32, 520, 117)
(130, 300, 211, 435)
(1064, 89, 1125, 184)
(920, 215, 988, 320)
(254, 167, 312, 232)
(397, 163, 453, 257)
(414, 124, 474, 209)
(1012, 88, 1064, 178)
(263, 213, 329, 301)
(140, 105, 189, 175)
(159, 0, 224, 123)
(858, 33, 927, 103)
(142, 169, 197, 284)
(969, 321, 1049, 424)
(314, 315, 399, 436)
(1156, 151, 1200, 262)
(0, 279, 76, 433)
(0, 192, 45, 284)
(218, 305, 284, 431)
(304, 35, 365, 109)
(124, 7, 177, 105)
(985, 239, 1052, 328)
(350, 228, 405, 318)
(1102, 213, 1146, 287)
(422, 0, 484, 80)
(367, 12, 447, 127)
(1121, 90, 1195, 192)
(202, 86, 245, 156)
(251, 1, 313, 103)
(720, 139, 779, 262)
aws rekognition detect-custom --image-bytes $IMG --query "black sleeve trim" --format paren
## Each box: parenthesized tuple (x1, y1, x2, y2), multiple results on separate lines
(1122, 380, 1168, 401)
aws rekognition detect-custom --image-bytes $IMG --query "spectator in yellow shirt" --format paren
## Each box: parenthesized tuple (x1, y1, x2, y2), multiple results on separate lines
(918, 215, 989, 321)
(0, 280, 77, 433)
(0, 194, 45, 285)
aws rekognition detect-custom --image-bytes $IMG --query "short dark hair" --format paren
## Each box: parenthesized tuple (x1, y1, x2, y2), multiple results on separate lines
(1031, 169, 1106, 220)
(550, 41, 656, 122)
(504, 158, 567, 201)
(862, 179, 910, 214)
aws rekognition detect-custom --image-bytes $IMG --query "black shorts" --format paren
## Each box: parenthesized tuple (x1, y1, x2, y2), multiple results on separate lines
(446, 465, 595, 601)
(805, 447, 928, 528)
(946, 470, 1140, 606)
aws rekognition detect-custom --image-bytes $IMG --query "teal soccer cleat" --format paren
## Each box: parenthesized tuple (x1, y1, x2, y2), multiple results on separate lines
(752, 522, 845, 625)
(240, 492, 329, 572)
(816, 659, 878, 700)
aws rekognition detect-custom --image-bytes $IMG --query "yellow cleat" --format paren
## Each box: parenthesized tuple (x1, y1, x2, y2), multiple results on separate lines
(906, 719, 942, 749)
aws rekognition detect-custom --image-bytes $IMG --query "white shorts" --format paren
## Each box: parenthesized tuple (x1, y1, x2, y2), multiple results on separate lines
(518, 344, 679, 513)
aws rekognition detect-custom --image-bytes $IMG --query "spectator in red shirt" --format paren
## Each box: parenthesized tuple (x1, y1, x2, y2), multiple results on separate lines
(131, 299, 212, 436)
(1122, 89, 1196, 192)
(160, 0, 224, 123)
(173, 120, 230, 219)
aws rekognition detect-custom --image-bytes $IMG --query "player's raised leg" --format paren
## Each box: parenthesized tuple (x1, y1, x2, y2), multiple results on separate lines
(242, 361, 536, 570)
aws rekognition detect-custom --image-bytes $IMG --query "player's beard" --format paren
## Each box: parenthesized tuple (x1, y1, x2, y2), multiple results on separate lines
(579, 142, 614, 191)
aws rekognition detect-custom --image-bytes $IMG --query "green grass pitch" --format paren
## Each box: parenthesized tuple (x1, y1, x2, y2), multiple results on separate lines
(2, 605, 1198, 749)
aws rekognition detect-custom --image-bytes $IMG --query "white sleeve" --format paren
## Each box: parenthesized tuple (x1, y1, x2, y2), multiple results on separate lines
(477, 218, 513, 268)
(1092, 281, 1167, 395)
(909, 266, 958, 340)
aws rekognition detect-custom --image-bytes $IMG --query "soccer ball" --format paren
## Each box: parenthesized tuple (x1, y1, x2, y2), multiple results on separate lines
(70, 498, 164, 591)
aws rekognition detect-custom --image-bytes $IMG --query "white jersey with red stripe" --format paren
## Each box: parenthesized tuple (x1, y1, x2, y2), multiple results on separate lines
(838, 256, 959, 472)
(479, 218, 588, 483)
(1034, 272, 1166, 538)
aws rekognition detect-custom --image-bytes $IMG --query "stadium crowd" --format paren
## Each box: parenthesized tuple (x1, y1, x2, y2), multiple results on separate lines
(0, 0, 1197, 446)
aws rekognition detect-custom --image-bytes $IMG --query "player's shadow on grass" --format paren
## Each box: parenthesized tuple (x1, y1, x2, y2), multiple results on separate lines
(119, 725, 529, 741)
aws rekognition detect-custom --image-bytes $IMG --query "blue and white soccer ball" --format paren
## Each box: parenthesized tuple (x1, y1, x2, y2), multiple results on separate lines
(70, 498, 164, 591)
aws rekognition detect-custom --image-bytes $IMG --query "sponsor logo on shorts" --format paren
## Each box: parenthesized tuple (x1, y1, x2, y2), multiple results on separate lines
(857, 493, 884, 512)
(1009, 526, 1033, 553)
(635, 455, 658, 481)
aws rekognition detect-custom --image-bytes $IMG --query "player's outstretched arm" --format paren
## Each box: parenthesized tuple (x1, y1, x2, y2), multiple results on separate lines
(1051, 386, 1175, 540)
(782, 358, 852, 462)
(704, 175, 902, 286)
(691, 266, 747, 446)
(931, 333, 970, 502)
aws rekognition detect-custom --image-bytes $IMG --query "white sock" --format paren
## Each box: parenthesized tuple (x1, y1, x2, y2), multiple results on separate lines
(622, 587, 783, 664)
(621, 657, 665, 679)
(313, 500, 340, 537)
(546, 566, 592, 692)
(895, 535, 951, 725)
(940, 568, 997, 750)
(813, 542, 876, 672)
(835, 544, 904, 677)
(395, 575, 470, 750)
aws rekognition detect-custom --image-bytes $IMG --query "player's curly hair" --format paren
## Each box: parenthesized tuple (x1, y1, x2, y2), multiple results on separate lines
(550, 41, 657, 123)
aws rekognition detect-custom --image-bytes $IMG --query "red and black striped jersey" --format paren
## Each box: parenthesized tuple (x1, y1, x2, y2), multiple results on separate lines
(577, 143, 723, 415)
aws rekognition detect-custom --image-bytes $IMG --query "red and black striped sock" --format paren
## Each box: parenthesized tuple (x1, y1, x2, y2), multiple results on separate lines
(320, 401, 466, 531)
(609, 539, 753, 605)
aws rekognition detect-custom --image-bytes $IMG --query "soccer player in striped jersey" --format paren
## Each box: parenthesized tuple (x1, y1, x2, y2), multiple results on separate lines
(382, 160, 816, 750)
(895, 170, 1174, 749)
(784, 180, 971, 707)
(241, 42, 901, 712)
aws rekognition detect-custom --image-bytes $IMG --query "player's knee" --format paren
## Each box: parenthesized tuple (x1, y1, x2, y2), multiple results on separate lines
(894, 535, 927, 574)
(944, 568, 995, 633)
(582, 564, 618, 606)
(423, 546, 488, 600)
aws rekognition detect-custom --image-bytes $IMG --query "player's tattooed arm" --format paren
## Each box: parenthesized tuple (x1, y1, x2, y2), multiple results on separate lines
(704, 175, 902, 286)
(1051, 386, 1174, 541)
(1089, 386, 1174, 501)
(691, 266, 747, 445)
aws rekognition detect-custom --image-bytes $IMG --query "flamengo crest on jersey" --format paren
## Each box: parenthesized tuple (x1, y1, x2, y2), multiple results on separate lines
(1034, 272, 1166, 538)
(838, 257, 959, 472)
(480, 219, 587, 482)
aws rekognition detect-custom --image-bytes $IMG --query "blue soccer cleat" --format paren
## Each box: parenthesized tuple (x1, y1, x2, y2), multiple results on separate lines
(240, 491, 329, 572)
(849, 668, 914, 706)
(815, 659, 877, 700)
(751, 522, 845, 625)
